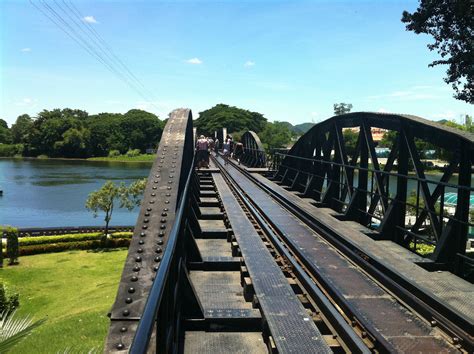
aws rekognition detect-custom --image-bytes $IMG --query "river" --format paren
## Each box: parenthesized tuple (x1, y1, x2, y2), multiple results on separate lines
(0, 158, 151, 228)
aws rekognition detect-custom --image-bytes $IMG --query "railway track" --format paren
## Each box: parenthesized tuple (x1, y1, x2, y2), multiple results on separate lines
(211, 155, 471, 353)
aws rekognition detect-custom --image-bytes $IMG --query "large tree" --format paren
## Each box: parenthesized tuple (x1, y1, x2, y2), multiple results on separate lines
(0, 119, 12, 144)
(259, 121, 292, 149)
(402, 0, 474, 103)
(195, 104, 267, 136)
(10, 114, 33, 144)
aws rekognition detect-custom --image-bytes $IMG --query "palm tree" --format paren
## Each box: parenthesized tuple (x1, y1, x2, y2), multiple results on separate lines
(0, 311, 46, 353)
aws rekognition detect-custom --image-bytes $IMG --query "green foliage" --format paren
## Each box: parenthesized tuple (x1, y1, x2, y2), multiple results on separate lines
(0, 144, 23, 157)
(0, 311, 46, 353)
(18, 232, 132, 246)
(13, 108, 163, 158)
(86, 180, 146, 236)
(88, 154, 156, 162)
(4, 227, 19, 265)
(333, 103, 353, 115)
(18, 238, 130, 256)
(409, 242, 435, 256)
(0, 119, 12, 144)
(342, 129, 358, 157)
(108, 149, 120, 157)
(126, 149, 141, 157)
(0, 284, 19, 315)
(259, 121, 292, 149)
(195, 104, 267, 136)
(402, 0, 473, 103)
(37, 154, 48, 159)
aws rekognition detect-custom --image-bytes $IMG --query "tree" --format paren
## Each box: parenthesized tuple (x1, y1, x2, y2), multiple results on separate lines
(259, 121, 292, 149)
(86, 179, 146, 239)
(0, 310, 46, 353)
(333, 103, 353, 115)
(342, 129, 359, 157)
(402, 1, 474, 103)
(195, 104, 267, 136)
(10, 115, 33, 144)
(0, 119, 12, 144)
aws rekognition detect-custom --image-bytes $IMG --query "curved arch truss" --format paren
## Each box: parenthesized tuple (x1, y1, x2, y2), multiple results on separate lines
(105, 108, 194, 351)
(274, 112, 473, 277)
(239, 130, 267, 167)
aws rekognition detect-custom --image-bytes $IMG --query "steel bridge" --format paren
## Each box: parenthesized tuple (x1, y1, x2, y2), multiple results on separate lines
(104, 109, 473, 353)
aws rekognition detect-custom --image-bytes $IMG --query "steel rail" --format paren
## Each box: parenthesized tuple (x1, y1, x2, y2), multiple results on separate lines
(213, 156, 374, 353)
(224, 157, 473, 352)
(129, 160, 194, 354)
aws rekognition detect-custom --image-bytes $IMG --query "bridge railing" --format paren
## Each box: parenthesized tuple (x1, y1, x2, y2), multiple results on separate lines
(129, 165, 194, 354)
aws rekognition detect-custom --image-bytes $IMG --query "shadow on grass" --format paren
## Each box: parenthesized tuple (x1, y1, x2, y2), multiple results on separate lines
(87, 247, 128, 254)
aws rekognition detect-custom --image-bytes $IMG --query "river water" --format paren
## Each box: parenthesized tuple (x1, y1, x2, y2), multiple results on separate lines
(0, 158, 151, 228)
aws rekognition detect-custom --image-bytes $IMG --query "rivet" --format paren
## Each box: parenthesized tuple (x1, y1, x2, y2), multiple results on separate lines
(145, 212, 150, 217)
(166, 193, 171, 197)
(156, 247, 162, 253)
(168, 181, 173, 184)
(151, 193, 156, 197)
(154, 256, 161, 262)
(154, 180, 159, 183)
(149, 200, 155, 204)
(120, 327, 127, 333)
(137, 248, 143, 253)
(169, 175, 174, 178)
(122, 309, 130, 316)
(147, 207, 152, 211)
(165, 200, 170, 204)
(117, 343, 125, 350)
(140, 232, 146, 237)
(135, 256, 142, 262)
(125, 297, 133, 304)
(158, 231, 165, 237)
(163, 208, 169, 212)
(128, 287, 135, 293)
(152, 186, 157, 190)
(160, 225, 166, 230)
(167, 187, 172, 190)
(142, 225, 148, 229)
(139, 240, 144, 245)
(144, 219, 149, 223)
(153, 266, 159, 272)
(131, 275, 138, 281)
(430, 320, 437, 327)
(162, 212, 168, 217)
(155, 174, 160, 178)
(161, 219, 167, 223)
(157, 240, 163, 245)
(133, 266, 140, 272)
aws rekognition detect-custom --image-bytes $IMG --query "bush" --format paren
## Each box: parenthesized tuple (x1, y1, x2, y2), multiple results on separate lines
(108, 149, 121, 157)
(0, 284, 19, 315)
(19, 232, 133, 246)
(4, 227, 19, 265)
(37, 154, 49, 159)
(125, 149, 141, 157)
(18, 238, 130, 256)
(0, 144, 23, 157)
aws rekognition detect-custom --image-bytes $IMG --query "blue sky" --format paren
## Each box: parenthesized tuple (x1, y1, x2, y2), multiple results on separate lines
(1, 0, 472, 126)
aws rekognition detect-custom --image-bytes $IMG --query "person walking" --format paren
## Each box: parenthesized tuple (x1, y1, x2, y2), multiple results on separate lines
(223, 135, 232, 166)
(196, 135, 209, 169)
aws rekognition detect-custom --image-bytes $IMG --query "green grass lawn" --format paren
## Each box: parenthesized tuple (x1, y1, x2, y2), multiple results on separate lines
(0, 249, 128, 353)
(87, 154, 156, 162)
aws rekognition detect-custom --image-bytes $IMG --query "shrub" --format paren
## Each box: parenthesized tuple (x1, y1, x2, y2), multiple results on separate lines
(18, 238, 130, 256)
(0, 144, 23, 157)
(108, 149, 121, 158)
(0, 284, 19, 315)
(4, 227, 19, 265)
(37, 154, 49, 159)
(19, 232, 132, 246)
(125, 149, 141, 157)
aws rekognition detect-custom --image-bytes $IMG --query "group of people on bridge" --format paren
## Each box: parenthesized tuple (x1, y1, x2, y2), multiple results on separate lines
(195, 134, 244, 168)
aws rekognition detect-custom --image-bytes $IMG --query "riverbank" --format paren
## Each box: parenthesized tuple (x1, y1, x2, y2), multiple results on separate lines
(0, 154, 156, 163)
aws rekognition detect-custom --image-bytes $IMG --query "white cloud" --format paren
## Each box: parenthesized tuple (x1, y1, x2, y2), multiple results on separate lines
(21, 48, 31, 52)
(244, 60, 255, 67)
(83, 16, 98, 24)
(431, 110, 456, 120)
(15, 97, 37, 107)
(186, 58, 202, 65)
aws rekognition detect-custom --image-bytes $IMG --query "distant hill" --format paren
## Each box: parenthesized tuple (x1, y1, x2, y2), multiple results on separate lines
(276, 121, 315, 135)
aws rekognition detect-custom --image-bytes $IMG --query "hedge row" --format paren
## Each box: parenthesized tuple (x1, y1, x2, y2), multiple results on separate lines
(16, 232, 133, 246)
(18, 238, 131, 256)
